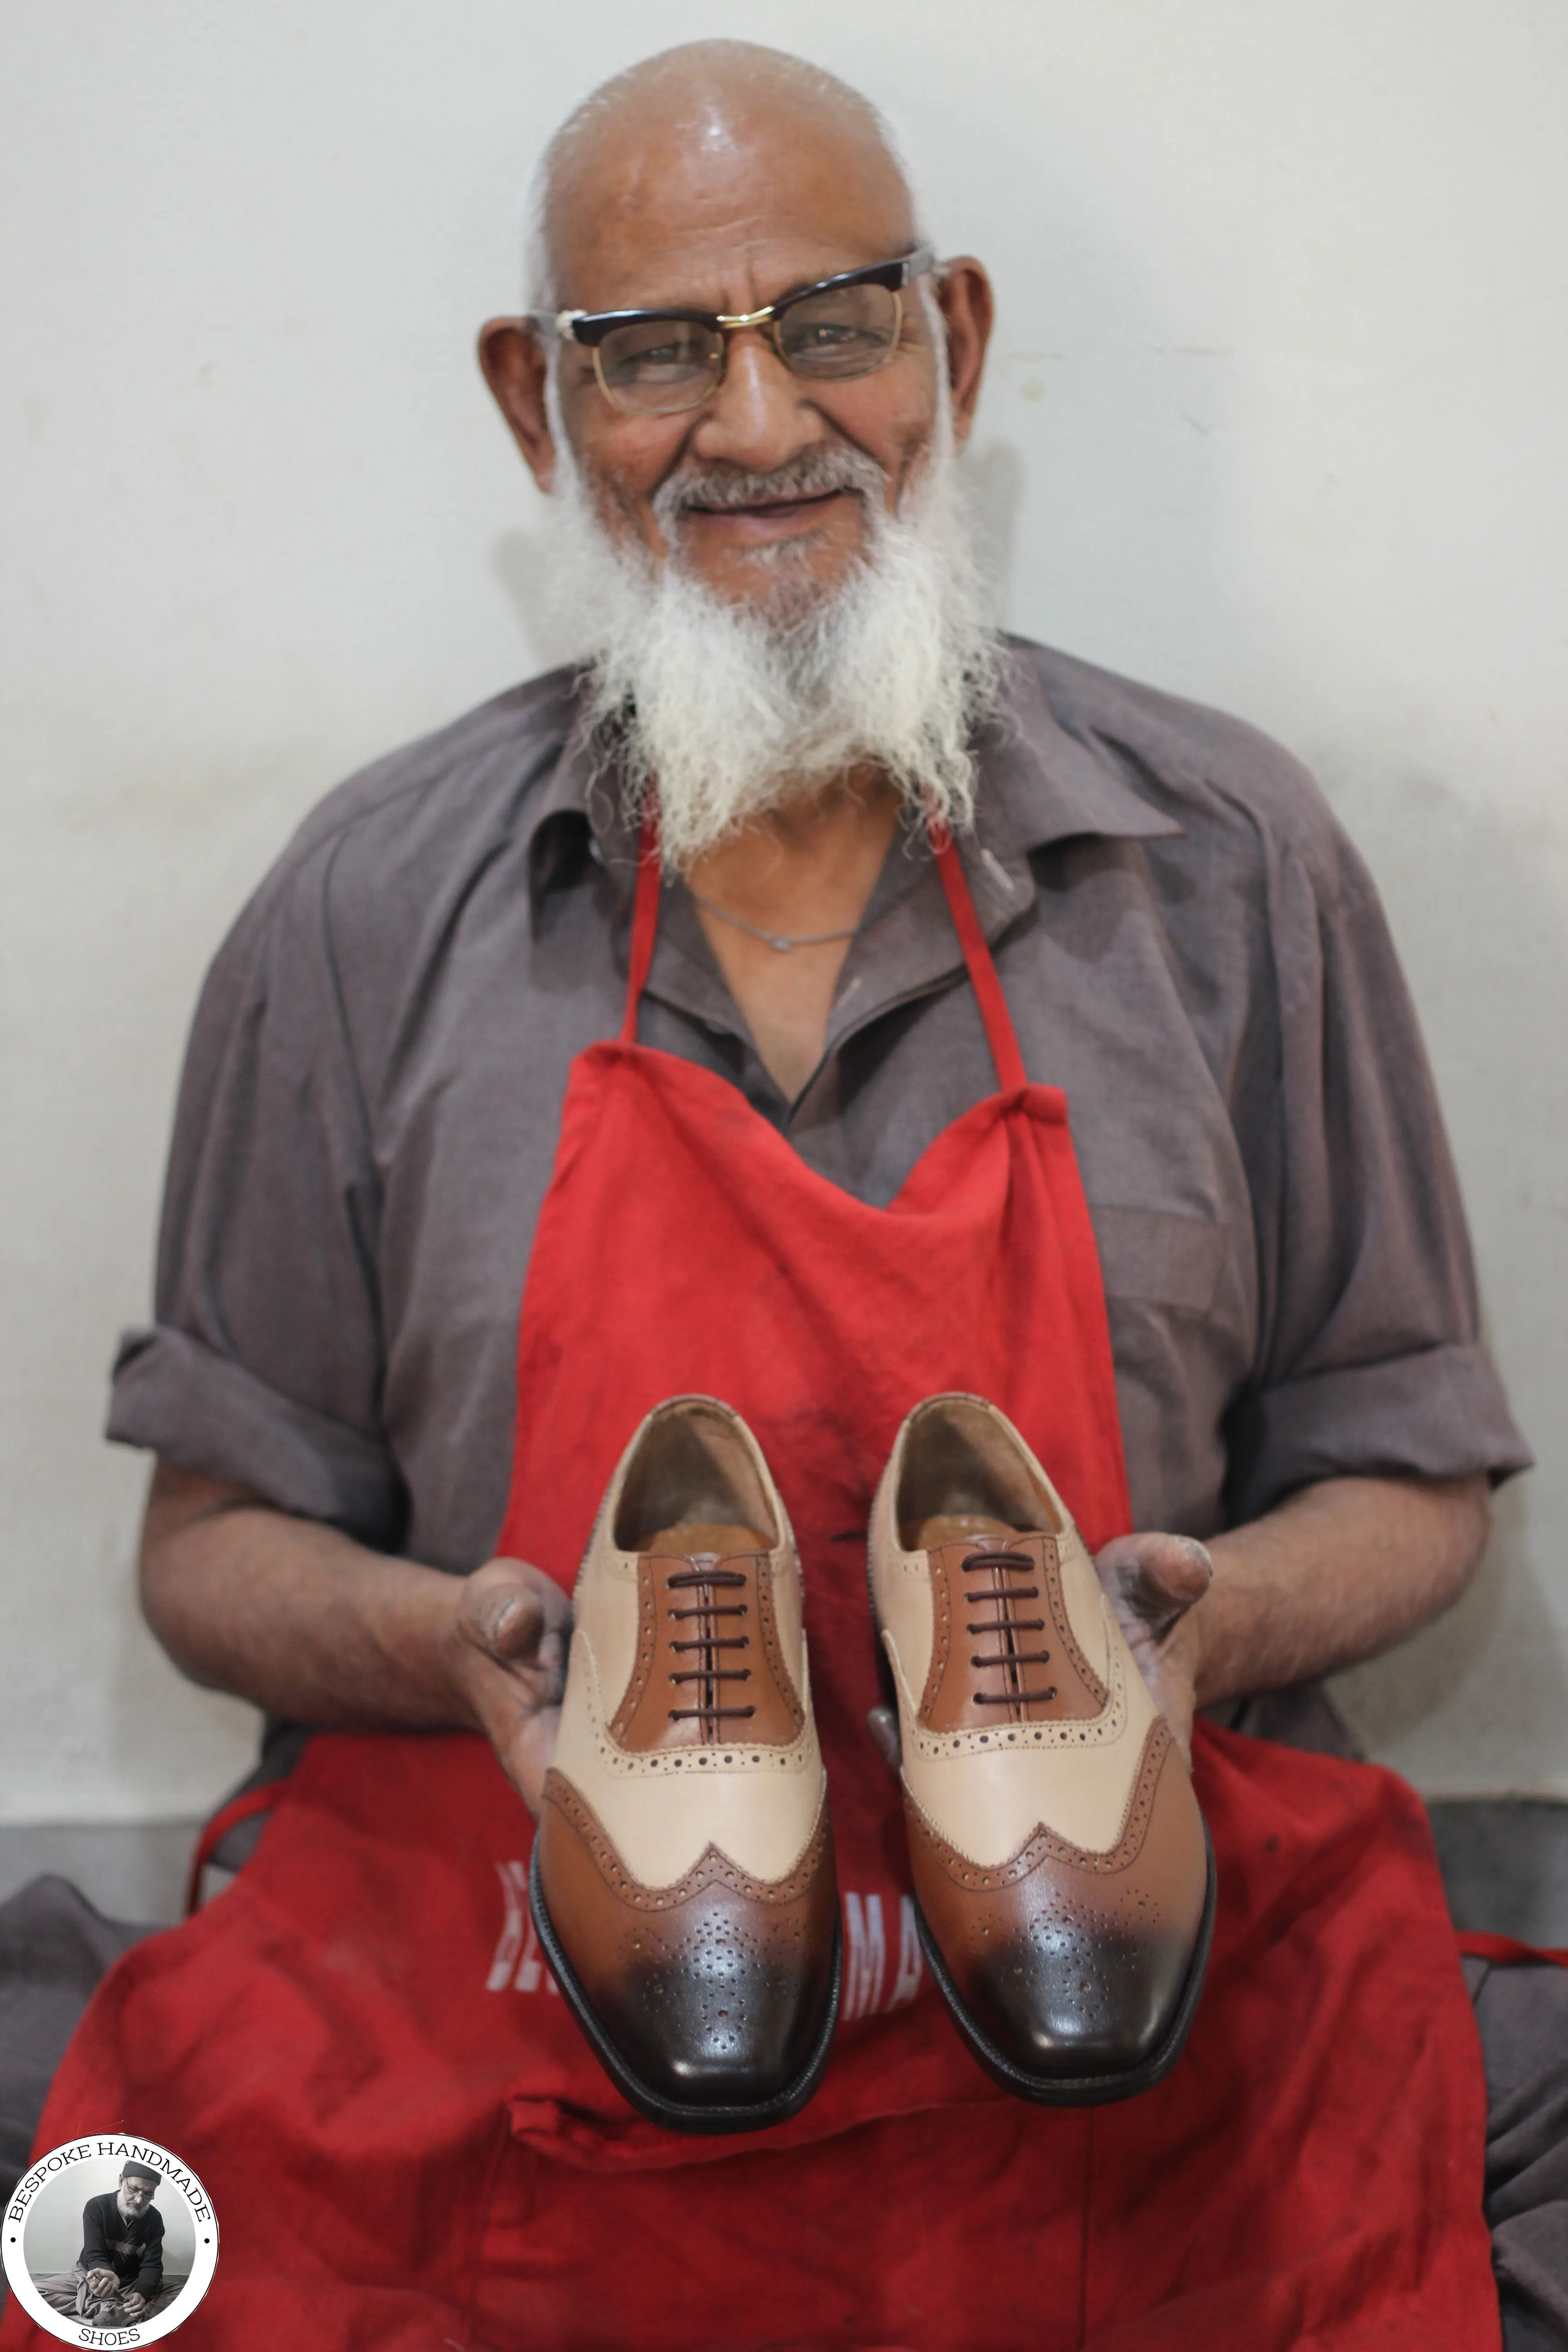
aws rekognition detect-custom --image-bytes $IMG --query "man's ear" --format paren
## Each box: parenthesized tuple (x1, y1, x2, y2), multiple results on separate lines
(931, 259, 994, 451)
(478, 318, 558, 493)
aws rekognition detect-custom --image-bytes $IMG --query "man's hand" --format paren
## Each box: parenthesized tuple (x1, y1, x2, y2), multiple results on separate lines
(1091, 1479, 1491, 1749)
(85, 2268, 118, 2298)
(442, 1558, 572, 1815)
(120, 2289, 147, 2318)
(1092, 1532, 1214, 1760)
(866, 1530, 1213, 1774)
(146, 1460, 1488, 1819)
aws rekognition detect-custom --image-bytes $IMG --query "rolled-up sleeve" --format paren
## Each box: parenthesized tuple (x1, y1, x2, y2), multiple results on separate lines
(107, 828, 407, 1550)
(1222, 812, 1531, 1524)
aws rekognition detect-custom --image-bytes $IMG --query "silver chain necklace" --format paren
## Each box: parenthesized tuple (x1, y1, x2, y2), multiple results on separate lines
(686, 887, 858, 954)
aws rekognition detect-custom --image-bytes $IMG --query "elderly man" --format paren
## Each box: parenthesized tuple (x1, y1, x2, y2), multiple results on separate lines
(19, 36, 1565, 2352)
(33, 2164, 175, 2328)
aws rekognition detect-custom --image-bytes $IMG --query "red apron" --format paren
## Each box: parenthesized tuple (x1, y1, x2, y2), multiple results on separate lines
(9, 831, 1502, 2351)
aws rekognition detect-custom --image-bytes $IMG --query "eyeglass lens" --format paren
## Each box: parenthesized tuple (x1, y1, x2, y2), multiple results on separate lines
(594, 281, 902, 415)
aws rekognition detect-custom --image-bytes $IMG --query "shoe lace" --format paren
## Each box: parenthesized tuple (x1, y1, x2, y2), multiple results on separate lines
(960, 1544, 1058, 1717)
(665, 1555, 756, 1737)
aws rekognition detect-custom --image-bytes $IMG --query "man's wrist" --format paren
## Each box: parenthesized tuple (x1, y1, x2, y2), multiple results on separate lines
(406, 1567, 484, 1730)
(1180, 1582, 1227, 1712)
(427, 1557, 549, 1736)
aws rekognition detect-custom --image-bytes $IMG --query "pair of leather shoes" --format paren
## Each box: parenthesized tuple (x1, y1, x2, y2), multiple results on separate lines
(530, 1394, 1214, 2134)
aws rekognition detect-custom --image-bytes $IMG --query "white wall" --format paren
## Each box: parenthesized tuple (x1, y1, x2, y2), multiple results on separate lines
(3, 0, 1564, 1820)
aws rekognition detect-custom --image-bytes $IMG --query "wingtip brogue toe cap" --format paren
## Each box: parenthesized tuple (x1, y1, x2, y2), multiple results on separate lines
(907, 1725, 1211, 2094)
(957, 1911, 1202, 2080)
(606, 1927, 838, 2110)
(535, 1770, 840, 2118)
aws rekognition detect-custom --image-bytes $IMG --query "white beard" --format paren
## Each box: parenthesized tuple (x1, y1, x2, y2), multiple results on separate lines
(540, 391, 1000, 872)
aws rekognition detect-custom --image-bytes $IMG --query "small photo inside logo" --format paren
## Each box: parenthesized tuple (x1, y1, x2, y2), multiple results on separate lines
(3, 2138, 219, 2343)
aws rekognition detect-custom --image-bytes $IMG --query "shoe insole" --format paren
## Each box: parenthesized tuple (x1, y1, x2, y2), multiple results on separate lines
(906, 1511, 1024, 1552)
(642, 1521, 771, 1559)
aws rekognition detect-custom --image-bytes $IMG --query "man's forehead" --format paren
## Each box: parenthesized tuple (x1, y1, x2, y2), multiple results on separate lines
(544, 79, 914, 310)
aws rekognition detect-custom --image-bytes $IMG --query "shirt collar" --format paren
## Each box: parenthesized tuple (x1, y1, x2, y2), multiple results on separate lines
(975, 638, 1185, 859)
(519, 676, 597, 906)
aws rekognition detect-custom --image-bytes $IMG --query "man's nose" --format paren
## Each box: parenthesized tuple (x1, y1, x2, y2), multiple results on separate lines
(690, 331, 825, 471)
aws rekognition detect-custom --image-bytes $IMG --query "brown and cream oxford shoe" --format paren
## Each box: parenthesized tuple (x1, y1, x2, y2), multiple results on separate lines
(869, 1394, 1214, 2104)
(531, 1396, 841, 2133)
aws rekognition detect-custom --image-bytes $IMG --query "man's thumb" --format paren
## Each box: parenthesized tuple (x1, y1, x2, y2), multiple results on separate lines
(479, 1585, 542, 1659)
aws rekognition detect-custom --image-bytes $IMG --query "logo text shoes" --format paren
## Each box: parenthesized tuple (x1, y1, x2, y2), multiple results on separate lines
(532, 1396, 842, 2133)
(869, 1394, 1215, 2104)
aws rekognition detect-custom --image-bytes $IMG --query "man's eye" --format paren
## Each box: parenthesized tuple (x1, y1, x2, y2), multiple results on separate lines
(599, 323, 717, 385)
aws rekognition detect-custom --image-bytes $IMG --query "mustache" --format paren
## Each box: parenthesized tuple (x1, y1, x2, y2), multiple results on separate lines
(651, 444, 887, 531)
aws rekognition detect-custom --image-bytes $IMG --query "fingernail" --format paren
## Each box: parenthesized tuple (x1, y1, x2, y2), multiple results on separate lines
(488, 1597, 521, 1644)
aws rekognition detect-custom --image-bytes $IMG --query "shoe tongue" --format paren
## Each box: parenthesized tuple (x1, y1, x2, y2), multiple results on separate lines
(642, 1520, 769, 1562)
(908, 1512, 1030, 1556)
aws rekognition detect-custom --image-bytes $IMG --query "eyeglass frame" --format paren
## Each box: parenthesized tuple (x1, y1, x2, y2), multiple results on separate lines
(530, 244, 938, 412)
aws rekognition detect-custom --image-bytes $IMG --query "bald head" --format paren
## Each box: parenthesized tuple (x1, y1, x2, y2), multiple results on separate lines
(529, 41, 921, 308)
(476, 40, 998, 865)
(480, 37, 994, 642)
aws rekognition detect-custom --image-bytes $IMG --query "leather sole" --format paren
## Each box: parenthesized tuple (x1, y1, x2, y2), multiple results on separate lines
(914, 1822, 1217, 2106)
(529, 1843, 844, 2136)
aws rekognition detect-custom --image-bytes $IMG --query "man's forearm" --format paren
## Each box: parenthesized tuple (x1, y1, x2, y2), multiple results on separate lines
(141, 1460, 572, 1810)
(141, 1461, 469, 1729)
(147, 1460, 1489, 1765)
(1192, 1472, 1491, 1709)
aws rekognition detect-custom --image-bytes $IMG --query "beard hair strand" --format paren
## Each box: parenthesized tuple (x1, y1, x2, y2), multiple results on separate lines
(540, 389, 1001, 872)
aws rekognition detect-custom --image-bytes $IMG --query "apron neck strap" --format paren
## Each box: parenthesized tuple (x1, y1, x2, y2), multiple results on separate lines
(931, 826, 1028, 1091)
(622, 815, 663, 1044)
(622, 809, 1028, 1091)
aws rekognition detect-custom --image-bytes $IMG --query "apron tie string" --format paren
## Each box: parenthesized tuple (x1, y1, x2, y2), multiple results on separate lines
(930, 824, 1029, 1091)
(622, 814, 664, 1043)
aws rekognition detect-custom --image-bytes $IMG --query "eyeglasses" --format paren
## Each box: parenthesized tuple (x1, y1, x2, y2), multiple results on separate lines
(532, 245, 936, 416)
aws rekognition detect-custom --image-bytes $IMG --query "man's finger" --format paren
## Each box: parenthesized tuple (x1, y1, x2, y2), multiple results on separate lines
(1096, 1531, 1212, 1630)
(461, 1559, 571, 1668)
(481, 1585, 543, 1657)
(866, 1704, 902, 1777)
(508, 1700, 564, 1817)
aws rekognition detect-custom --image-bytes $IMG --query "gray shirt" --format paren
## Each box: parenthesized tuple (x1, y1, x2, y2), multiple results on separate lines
(108, 637, 1529, 1568)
